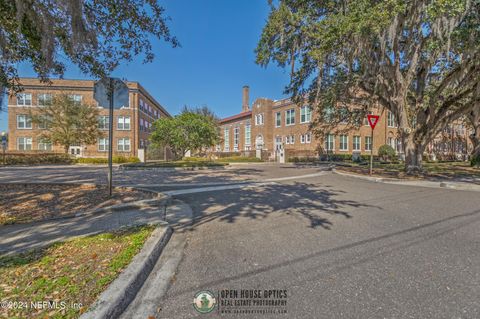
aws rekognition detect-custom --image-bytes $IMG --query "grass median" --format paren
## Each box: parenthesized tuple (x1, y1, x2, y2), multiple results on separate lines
(0, 225, 155, 319)
(336, 161, 480, 180)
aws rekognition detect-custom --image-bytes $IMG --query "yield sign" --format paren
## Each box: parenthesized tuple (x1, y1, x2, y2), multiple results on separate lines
(367, 114, 380, 130)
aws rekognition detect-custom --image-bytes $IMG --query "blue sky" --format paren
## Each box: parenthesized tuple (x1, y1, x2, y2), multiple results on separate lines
(0, 0, 291, 132)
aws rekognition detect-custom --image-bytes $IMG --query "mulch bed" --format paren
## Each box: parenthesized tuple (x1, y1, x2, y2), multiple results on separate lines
(0, 184, 155, 225)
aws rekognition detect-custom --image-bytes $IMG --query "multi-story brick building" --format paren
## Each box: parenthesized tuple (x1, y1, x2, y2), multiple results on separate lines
(219, 86, 402, 159)
(7, 78, 169, 158)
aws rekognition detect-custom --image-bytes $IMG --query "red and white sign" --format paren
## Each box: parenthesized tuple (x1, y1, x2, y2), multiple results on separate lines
(367, 114, 380, 130)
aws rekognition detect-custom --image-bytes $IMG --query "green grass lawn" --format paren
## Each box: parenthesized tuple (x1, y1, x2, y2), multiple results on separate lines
(338, 161, 480, 179)
(0, 225, 154, 319)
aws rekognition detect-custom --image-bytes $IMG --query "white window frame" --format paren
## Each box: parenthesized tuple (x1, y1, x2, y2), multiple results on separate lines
(17, 93, 32, 106)
(339, 135, 349, 151)
(117, 138, 131, 152)
(325, 134, 335, 151)
(98, 138, 109, 152)
(305, 133, 311, 144)
(68, 94, 83, 104)
(387, 111, 396, 128)
(17, 115, 32, 129)
(300, 106, 312, 123)
(38, 93, 53, 107)
(275, 112, 281, 127)
(117, 116, 131, 130)
(301, 134, 305, 144)
(224, 127, 230, 151)
(255, 113, 264, 126)
(365, 136, 372, 151)
(353, 135, 361, 151)
(285, 109, 295, 126)
(98, 116, 109, 130)
(245, 122, 251, 147)
(37, 115, 51, 129)
(17, 137, 32, 151)
(38, 139, 52, 151)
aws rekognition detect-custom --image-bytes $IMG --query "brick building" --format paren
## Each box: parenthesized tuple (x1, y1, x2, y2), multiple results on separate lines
(218, 86, 403, 159)
(7, 78, 169, 157)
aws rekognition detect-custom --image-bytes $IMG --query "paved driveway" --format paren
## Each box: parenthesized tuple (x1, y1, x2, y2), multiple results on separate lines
(155, 173, 480, 318)
(0, 163, 327, 185)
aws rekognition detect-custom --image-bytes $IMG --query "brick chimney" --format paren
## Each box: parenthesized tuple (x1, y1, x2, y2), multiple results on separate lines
(242, 85, 250, 112)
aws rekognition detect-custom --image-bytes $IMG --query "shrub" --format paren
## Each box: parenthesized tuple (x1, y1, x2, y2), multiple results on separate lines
(216, 156, 263, 163)
(76, 156, 140, 164)
(378, 144, 396, 162)
(471, 154, 480, 167)
(4, 153, 73, 165)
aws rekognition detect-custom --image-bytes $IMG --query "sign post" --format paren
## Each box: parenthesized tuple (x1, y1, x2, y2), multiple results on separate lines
(94, 78, 129, 196)
(367, 114, 380, 176)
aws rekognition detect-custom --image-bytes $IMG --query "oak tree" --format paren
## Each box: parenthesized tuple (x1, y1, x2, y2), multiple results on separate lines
(256, 0, 480, 173)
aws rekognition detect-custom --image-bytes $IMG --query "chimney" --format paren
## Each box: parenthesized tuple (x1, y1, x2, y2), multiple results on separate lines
(242, 85, 250, 112)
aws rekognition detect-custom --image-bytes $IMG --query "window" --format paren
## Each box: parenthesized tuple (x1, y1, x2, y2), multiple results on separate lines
(387, 137, 394, 148)
(98, 138, 109, 151)
(17, 115, 32, 129)
(98, 116, 109, 130)
(285, 109, 295, 126)
(387, 111, 396, 127)
(117, 116, 131, 130)
(245, 121, 251, 147)
(325, 134, 335, 151)
(17, 93, 32, 106)
(301, 134, 306, 144)
(37, 116, 51, 129)
(305, 133, 311, 144)
(234, 127, 240, 151)
(224, 127, 230, 151)
(255, 113, 264, 125)
(17, 137, 32, 150)
(38, 139, 52, 151)
(365, 136, 372, 151)
(275, 112, 281, 127)
(300, 106, 312, 123)
(68, 94, 82, 104)
(37, 93, 53, 106)
(353, 136, 361, 151)
(339, 135, 348, 151)
(285, 135, 295, 145)
(118, 138, 131, 152)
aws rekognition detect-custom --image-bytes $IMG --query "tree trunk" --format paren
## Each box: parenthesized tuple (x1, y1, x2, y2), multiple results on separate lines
(470, 124, 480, 158)
(64, 145, 70, 154)
(404, 135, 424, 175)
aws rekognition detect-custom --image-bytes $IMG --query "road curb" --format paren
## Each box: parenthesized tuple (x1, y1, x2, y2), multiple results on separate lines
(80, 225, 173, 319)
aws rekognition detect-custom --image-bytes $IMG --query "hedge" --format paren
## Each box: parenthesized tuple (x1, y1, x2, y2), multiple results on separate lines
(2, 153, 74, 165)
(76, 156, 140, 164)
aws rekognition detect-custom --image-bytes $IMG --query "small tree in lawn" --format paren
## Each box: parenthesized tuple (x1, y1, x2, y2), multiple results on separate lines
(150, 111, 219, 160)
(30, 94, 103, 153)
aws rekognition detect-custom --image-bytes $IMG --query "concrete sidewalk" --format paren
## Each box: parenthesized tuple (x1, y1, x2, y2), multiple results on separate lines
(0, 205, 168, 255)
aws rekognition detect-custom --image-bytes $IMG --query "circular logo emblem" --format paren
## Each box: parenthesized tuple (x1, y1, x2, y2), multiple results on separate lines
(193, 290, 216, 314)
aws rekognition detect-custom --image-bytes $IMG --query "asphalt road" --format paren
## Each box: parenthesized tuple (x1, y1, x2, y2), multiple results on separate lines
(154, 172, 480, 318)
